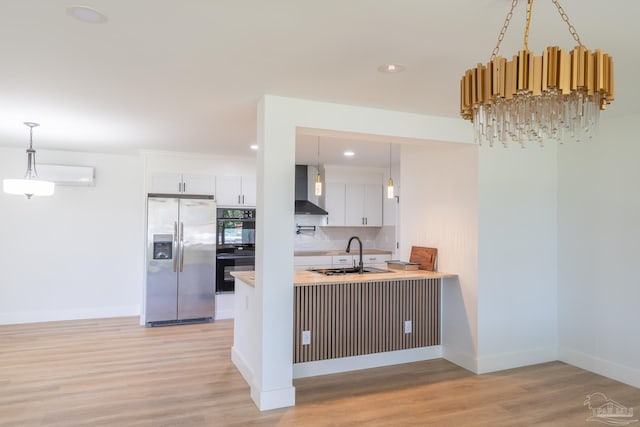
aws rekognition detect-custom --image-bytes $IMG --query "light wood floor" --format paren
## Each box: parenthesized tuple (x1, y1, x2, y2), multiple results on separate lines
(1, 317, 638, 426)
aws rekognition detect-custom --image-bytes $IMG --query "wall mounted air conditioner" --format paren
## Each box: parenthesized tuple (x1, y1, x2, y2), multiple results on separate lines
(38, 164, 95, 186)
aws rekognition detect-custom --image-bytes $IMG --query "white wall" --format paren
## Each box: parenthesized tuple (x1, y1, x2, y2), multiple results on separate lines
(477, 144, 558, 373)
(0, 148, 144, 324)
(558, 114, 640, 388)
(399, 141, 479, 372)
(143, 150, 256, 177)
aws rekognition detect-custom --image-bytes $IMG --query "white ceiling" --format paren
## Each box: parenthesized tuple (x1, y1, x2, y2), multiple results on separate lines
(1, 1, 637, 166)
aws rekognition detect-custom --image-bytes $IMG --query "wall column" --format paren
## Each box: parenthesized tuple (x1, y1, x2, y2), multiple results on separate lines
(252, 96, 297, 410)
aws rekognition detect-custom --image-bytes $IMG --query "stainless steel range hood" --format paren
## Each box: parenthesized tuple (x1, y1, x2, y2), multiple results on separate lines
(295, 165, 328, 215)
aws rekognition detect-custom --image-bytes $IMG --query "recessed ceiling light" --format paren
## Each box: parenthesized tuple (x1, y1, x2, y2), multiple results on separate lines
(66, 5, 107, 24)
(250, 144, 258, 150)
(344, 151, 355, 157)
(378, 63, 406, 74)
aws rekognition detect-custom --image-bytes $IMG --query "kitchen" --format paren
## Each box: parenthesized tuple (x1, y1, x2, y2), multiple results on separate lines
(1, 0, 638, 419)
(142, 133, 402, 325)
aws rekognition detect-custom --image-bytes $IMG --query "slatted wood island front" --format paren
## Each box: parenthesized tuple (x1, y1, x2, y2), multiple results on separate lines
(232, 269, 455, 365)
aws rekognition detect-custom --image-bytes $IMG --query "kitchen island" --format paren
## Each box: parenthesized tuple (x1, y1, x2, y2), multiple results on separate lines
(232, 268, 454, 287)
(232, 267, 455, 379)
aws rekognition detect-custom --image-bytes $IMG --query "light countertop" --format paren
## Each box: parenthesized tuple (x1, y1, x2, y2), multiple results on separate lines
(294, 249, 392, 257)
(232, 268, 456, 287)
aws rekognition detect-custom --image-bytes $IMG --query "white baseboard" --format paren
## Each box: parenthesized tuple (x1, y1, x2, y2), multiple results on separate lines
(476, 346, 558, 374)
(293, 346, 442, 379)
(250, 385, 296, 411)
(560, 347, 640, 389)
(442, 346, 478, 373)
(0, 306, 140, 325)
(231, 346, 254, 387)
(233, 346, 295, 411)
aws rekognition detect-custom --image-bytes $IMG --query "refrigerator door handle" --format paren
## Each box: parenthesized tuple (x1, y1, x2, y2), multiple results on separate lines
(179, 222, 185, 272)
(173, 221, 178, 272)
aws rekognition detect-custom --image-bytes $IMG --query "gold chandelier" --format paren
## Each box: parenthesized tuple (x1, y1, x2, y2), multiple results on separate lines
(460, 0, 614, 147)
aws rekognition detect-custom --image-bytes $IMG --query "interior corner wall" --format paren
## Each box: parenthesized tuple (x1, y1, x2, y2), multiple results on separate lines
(476, 143, 558, 373)
(0, 148, 144, 324)
(557, 114, 640, 388)
(251, 95, 474, 410)
(399, 142, 479, 373)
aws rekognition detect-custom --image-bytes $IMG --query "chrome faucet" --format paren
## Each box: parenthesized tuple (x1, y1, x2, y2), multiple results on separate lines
(346, 236, 364, 273)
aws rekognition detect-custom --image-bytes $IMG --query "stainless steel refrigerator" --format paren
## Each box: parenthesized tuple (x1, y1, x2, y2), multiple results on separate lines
(145, 195, 216, 326)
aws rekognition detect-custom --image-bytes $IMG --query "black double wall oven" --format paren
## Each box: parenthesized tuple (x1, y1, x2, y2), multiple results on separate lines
(215, 208, 256, 293)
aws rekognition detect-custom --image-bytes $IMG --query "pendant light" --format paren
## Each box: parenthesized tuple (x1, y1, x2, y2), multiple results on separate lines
(387, 143, 394, 199)
(3, 122, 55, 199)
(460, 0, 614, 147)
(314, 137, 322, 196)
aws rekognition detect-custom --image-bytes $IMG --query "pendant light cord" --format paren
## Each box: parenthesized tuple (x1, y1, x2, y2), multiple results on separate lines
(389, 143, 392, 179)
(23, 122, 40, 178)
(29, 126, 34, 150)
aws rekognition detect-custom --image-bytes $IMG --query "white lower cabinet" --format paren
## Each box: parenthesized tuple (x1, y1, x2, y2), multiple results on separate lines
(363, 254, 391, 265)
(332, 255, 354, 266)
(295, 253, 392, 270)
(334, 254, 391, 266)
(294, 255, 332, 270)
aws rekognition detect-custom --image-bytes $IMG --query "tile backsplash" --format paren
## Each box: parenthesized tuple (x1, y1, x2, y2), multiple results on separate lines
(294, 215, 395, 253)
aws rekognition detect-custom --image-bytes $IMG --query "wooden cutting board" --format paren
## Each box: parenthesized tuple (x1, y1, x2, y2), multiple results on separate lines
(409, 246, 437, 271)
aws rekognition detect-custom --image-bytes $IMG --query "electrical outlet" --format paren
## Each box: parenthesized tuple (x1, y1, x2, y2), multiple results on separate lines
(302, 330, 311, 345)
(404, 320, 412, 334)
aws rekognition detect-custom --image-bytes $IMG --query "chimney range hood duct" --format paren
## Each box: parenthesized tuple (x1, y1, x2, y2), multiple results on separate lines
(295, 165, 328, 215)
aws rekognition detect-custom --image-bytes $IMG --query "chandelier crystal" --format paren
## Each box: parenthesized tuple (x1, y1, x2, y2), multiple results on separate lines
(460, 0, 614, 147)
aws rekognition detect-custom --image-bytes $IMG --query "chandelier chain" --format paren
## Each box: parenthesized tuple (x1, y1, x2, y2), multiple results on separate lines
(490, 0, 518, 61)
(523, 0, 534, 51)
(551, 0, 583, 47)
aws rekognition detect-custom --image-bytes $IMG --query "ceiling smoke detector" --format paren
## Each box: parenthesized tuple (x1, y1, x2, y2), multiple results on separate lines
(66, 5, 107, 24)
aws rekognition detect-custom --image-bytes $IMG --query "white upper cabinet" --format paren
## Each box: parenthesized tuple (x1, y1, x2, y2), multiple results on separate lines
(216, 176, 256, 206)
(345, 183, 382, 227)
(324, 182, 346, 226)
(149, 172, 215, 196)
(362, 183, 383, 226)
(241, 176, 256, 206)
(344, 183, 365, 226)
(324, 183, 382, 227)
(321, 166, 384, 228)
(182, 174, 217, 195)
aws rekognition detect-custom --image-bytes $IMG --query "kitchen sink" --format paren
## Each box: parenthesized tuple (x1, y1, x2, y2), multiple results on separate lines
(309, 266, 393, 276)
